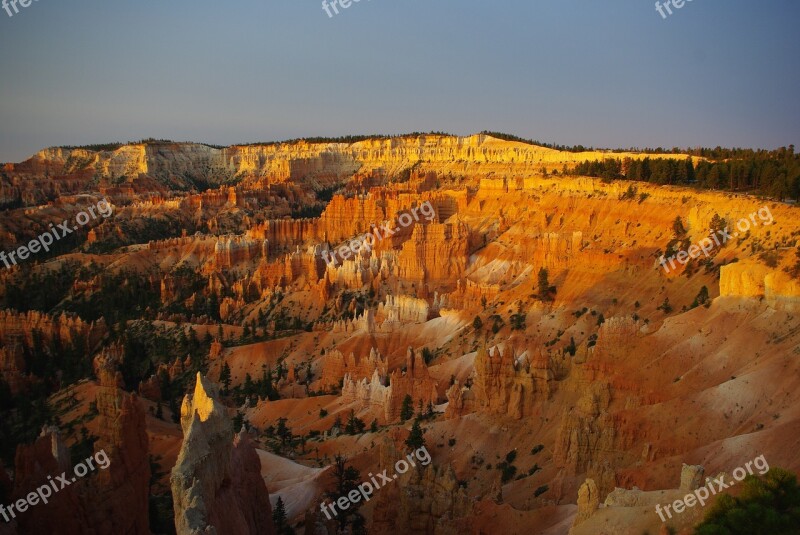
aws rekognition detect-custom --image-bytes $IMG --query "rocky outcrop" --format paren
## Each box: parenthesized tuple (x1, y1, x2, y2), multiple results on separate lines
(444, 379, 477, 420)
(171, 373, 275, 535)
(396, 223, 469, 296)
(471, 345, 561, 420)
(371, 430, 472, 534)
(138, 373, 162, 401)
(11, 427, 82, 534)
(92, 342, 126, 389)
(554, 382, 616, 495)
(721, 261, 800, 306)
(0, 309, 106, 355)
(0, 343, 27, 395)
(341, 370, 391, 420)
(90, 384, 151, 534)
(571, 464, 711, 535)
(341, 348, 438, 423)
(214, 236, 269, 267)
(376, 294, 430, 324)
(10, 358, 150, 534)
(573, 479, 599, 526)
(320, 347, 388, 390)
(680, 464, 704, 492)
(385, 348, 439, 422)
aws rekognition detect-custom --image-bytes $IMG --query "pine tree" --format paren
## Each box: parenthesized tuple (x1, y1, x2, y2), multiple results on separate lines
(345, 410, 357, 434)
(566, 337, 577, 357)
(219, 362, 231, 394)
(327, 455, 365, 533)
(272, 496, 289, 534)
(331, 415, 342, 433)
(208, 292, 220, 321)
(276, 417, 292, 450)
(400, 395, 414, 422)
(692, 286, 710, 308)
(710, 213, 727, 238)
(405, 419, 426, 450)
(538, 268, 551, 301)
(686, 158, 696, 182)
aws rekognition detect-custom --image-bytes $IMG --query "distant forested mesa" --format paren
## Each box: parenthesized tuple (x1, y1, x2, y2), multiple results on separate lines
(570, 147, 800, 200)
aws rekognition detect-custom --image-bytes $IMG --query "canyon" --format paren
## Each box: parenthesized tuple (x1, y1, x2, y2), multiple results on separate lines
(0, 134, 798, 534)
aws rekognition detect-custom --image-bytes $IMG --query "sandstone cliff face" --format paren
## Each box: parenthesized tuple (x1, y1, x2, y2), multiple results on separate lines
(171, 373, 275, 535)
(214, 236, 269, 268)
(395, 223, 469, 296)
(385, 348, 439, 422)
(341, 370, 391, 420)
(720, 260, 800, 306)
(11, 427, 82, 534)
(0, 309, 107, 395)
(90, 383, 151, 534)
(3, 134, 635, 205)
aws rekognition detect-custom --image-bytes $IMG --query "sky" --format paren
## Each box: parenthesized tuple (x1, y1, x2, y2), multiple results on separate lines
(0, 0, 798, 162)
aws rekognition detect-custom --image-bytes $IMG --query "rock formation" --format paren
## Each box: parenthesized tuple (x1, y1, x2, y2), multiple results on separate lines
(371, 430, 472, 534)
(340, 347, 438, 423)
(468, 345, 562, 420)
(9, 351, 150, 534)
(573, 478, 599, 526)
(553, 382, 616, 495)
(444, 379, 477, 420)
(320, 347, 388, 390)
(214, 235, 269, 267)
(385, 347, 439, 422)
(0, 343, 27, 395)
(0, 309, 106, 359)
(375, 294, 430, 324)
(171, 373, 275, 535)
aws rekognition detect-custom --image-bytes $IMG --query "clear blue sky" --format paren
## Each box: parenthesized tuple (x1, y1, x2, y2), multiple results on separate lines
(0, 0, 798, 162)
